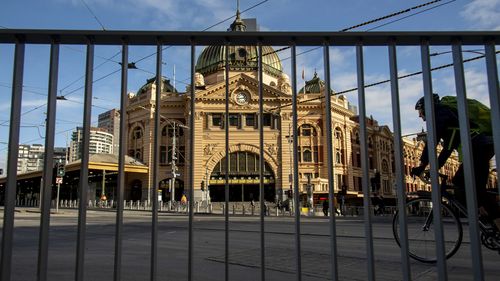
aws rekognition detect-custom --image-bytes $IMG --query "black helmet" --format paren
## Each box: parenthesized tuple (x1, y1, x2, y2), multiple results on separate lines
(415, 93, 440, 110)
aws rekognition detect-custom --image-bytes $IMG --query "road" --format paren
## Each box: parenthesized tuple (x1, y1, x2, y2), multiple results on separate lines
(1, 208, 499, 281)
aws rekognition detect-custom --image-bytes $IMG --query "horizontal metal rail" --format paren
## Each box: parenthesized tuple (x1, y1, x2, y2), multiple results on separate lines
(0, 30, 499, 45)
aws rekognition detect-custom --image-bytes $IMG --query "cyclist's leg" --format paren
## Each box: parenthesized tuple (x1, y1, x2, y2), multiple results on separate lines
(472, 140, 499, 230)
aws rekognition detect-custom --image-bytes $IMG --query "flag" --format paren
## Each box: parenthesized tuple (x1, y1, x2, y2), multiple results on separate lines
(301, 69, 305, 80)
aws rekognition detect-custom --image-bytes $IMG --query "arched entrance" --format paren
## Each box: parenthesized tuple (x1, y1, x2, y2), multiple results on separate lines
(159, 178, 184, 202)
(208, 151, 275, 202)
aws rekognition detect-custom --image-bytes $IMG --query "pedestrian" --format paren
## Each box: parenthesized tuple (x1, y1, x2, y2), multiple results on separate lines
(322, 200, 329, 216)
(181, 194, 187, 209)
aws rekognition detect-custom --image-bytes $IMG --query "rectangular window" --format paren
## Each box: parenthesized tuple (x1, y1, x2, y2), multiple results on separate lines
(245, 114, 255, 127)
(212, 114, 222, 127)
(230, 153, 238, 172)
(238, 152, 246, 172)
(263, 113, 272, 127)
(229, 114, 239, 127)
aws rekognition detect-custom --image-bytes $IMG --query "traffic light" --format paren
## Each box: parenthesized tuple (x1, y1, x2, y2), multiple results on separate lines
(57, 163, 65, 177)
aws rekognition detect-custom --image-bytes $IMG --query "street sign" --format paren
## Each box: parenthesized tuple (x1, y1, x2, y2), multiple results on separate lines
(55, 177, 63, 184)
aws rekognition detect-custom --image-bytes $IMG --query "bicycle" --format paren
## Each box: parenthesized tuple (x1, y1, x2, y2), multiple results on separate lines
(392, 171, 500, 263)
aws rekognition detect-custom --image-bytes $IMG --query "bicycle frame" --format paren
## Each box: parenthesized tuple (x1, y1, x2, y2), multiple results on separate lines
(419, 174, 499, 247)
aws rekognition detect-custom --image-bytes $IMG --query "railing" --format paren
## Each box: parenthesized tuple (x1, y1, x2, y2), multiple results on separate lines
(0, 30, 499, 281)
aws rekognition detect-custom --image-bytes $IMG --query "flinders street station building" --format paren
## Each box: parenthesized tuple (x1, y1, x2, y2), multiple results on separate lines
(123, 16, 447, 206)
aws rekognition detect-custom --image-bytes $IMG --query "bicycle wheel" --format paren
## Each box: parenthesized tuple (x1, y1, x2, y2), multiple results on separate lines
(392, 198, 463, 263)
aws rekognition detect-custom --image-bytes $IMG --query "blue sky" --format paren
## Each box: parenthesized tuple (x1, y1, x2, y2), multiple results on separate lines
(0, 0, 499, 171)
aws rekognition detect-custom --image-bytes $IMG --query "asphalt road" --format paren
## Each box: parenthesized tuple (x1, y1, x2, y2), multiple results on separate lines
(1, 208, 499, 281)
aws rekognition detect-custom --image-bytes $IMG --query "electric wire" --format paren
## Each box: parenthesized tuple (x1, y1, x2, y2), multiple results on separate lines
(365, 0, 457, 31)
(80, 0, 107, 31)
(256, 0, 455, 63)
(270, 51, 500, 111)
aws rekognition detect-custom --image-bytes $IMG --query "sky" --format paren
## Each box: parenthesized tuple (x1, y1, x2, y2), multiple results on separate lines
(0, 0, 499, 172)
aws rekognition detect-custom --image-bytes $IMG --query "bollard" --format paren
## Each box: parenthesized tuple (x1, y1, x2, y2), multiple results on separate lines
(222, 204, 225, 215)
(195, 201, 199, 213)
(242, 205, 246, 215)
(232, 204, 235, 215)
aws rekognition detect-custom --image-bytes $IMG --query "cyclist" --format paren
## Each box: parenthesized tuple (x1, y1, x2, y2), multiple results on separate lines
(410, 94, 500, 231)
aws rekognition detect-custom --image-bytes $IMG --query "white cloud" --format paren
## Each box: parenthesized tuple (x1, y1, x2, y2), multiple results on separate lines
(461, 0, 500, 30)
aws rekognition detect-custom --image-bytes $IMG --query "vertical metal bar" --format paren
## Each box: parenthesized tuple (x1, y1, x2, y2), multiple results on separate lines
(0, 39, 25, 281)
(224, 42, 230, 281)
(188, 41, 196, 281)
(356, 42, 375, 281)
(323, 42, 339, 281)
(484, 42, 500, 196)
(257, 42, 266, 281)
(75, 41, 94, 281)
(150, 42, 161, 281)
(291, 44, 302, 281)
(451, 41, 484, 280)
(388, 41, 411, 281)
(420, 40, 448, 280)
(37, 40, 59, 281)
(113, 42, 128, 281)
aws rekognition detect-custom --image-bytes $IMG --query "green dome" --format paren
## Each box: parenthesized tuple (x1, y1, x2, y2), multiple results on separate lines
(195, 45, 283, 77)
(137, 77, 178, 95)
(299, 71, 333, 94)
(195, 9, 282, 77)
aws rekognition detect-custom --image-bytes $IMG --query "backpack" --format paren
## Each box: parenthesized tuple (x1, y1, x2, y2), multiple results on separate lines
(440, 96, 492, 137)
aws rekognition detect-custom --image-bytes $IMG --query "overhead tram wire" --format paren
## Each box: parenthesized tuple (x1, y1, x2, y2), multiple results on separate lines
(80, 0, 107, 31)
(258, 0, 455, 63)
(340, 0, 449, 32)
(365, 0, 457, 31)
(270, 51, 500, 111)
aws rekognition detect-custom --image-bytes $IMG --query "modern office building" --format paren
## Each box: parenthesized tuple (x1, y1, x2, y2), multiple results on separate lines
(17, 144, 67, 174)
(69, 127, 114, 162)
(98, 109, 120, 154)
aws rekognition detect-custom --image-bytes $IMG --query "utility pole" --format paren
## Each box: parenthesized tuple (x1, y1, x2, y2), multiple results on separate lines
(170, 123, 178, 205)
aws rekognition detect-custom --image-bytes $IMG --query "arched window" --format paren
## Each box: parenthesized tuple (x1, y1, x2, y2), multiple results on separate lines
(382, 159, 389, 173)
(334, 127, 342, 139)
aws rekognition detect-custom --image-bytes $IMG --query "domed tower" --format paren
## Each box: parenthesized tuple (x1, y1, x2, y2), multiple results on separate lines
(195, 8, 283, 86)
(299, 71, 331, 94)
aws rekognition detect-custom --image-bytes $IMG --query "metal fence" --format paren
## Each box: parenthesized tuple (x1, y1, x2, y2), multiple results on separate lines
(0, 30, 499, 281)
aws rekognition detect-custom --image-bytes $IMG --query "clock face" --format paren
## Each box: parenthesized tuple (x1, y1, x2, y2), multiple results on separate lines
(236, 92, 249, 105)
